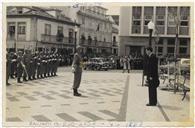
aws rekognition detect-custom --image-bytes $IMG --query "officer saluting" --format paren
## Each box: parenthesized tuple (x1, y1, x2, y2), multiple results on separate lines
(72, 46, 83, 96)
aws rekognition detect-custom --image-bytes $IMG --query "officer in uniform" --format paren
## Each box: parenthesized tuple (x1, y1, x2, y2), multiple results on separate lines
(6, 51, 11, 85)
(40, 51, 45, 78)
(47, 52, 51, 77)
(51, 53, 55, 76)
(10, 52, 17, 78)
(23, 50, 31, 81)
(36, 52, 42, 79)
(53, 53, 59, 76)
(42, 53, 46, 78)
(17, 51, 24, 83)
(72, 46, 83, 96)
(31, 52, 37, 80)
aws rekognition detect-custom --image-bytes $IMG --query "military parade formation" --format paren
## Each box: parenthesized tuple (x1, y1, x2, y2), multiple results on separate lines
(6, 49, 61, 85)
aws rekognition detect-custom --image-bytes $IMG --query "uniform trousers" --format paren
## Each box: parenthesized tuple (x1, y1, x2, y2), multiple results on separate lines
(73, 70, 82, 89)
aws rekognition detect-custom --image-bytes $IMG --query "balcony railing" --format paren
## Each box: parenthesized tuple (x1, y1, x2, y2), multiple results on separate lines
(41, 34, 75, 44)
(79, 39, 112, 47)
(112, 41, 118, 47)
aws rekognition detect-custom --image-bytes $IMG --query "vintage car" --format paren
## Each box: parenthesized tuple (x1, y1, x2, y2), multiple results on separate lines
(83, 58, 109, 71)
(159, 58, 190, 75)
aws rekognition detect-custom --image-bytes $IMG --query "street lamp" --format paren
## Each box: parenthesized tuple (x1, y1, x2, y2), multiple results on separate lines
(74, 24, 78, 53)
(147, 20, 155, 47)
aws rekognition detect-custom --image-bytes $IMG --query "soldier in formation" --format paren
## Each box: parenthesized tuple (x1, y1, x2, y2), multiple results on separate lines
(6, 49, 60, 85)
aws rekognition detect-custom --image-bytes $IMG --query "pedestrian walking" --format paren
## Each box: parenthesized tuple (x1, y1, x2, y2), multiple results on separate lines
(72, 46, 83, 96)
(122, 56, 130, 73)
(145, 47, 160, 106)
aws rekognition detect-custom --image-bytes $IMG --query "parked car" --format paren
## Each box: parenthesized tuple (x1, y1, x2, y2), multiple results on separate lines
(159, 58, 190, 75)
(83, 58, 109, 71)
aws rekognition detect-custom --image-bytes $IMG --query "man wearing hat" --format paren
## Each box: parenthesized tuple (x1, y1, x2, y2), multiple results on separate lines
(72, 45, 83, 96)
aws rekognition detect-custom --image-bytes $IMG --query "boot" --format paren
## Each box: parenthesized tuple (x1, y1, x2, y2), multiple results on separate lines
(23, 77, 28, 81)
(73, 89, 81, 96)
(17, 78, 22, 83)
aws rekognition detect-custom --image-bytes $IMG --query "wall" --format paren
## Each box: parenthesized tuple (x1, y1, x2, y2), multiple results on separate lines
(36, 18, 76, 41)
(119, 7, 130, 36)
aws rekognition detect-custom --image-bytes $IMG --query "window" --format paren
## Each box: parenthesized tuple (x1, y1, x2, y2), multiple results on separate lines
(132, 6, 142, 34)
(180, 7, 190, 17)
(167, 47, 175, 53)
(57, 26, 63, 34)
(168, 7, 177, 26)
(144, 7, 153, 16)
(180, 38, 188, 46)
(179, 47, 187, 54)
(57, 26, 63, 42)
(158, 38, 163, 44)
(113, 36, 116, 42)
(167, 38, 175, 45)
(156, 7, 165, 15)
(45, 24, 51, 35)
(7, 22, 15, 39)
(68, 29, 73, 43)
(180, 21, 188, 26)
(156, 21, 164, 25)
(132, 7, 142, 19)
(133, 21, 141, 25)
(18, 22, 26, 34)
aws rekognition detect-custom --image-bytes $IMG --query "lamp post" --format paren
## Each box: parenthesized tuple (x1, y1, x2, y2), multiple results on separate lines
(147, 20, 155, 47)
(74, 24, 78, 53)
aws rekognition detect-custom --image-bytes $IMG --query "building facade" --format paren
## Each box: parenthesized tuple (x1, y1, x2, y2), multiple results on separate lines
(57, 6, 113, 56)
(7, 6, 79, 55)
(119, 6, 191, 57)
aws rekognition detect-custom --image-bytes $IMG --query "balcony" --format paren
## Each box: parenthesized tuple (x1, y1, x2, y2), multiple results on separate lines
(112, 41, 118, 47)
(41, 34, 75, 45)
(79, 39, 112, 48)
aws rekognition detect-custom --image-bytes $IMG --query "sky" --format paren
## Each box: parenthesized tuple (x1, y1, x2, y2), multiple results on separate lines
(102, 5, 120, 15)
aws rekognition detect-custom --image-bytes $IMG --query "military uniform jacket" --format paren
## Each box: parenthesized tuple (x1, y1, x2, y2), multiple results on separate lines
(147, 54, 159, 87)
(72, 53, 82, 73)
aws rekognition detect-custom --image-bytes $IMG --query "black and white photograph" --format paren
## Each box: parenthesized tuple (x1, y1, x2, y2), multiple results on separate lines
(2, 1, 194, 127)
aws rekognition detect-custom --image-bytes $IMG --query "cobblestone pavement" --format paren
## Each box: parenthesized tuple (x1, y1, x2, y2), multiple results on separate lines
(6, 71, 126, 122)
(5, 68, 191, 126)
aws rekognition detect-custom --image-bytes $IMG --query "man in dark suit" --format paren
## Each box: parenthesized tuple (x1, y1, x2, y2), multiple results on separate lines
(145, 47, 159, 106)
(72, 46, 83, 96)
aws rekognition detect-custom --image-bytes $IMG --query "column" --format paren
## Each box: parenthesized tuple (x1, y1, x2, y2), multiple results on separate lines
(165, 6, 168, 35)
(141, 6, 144, 34)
